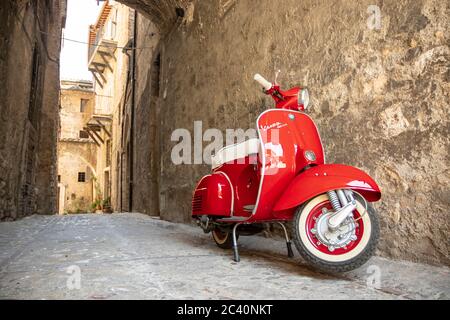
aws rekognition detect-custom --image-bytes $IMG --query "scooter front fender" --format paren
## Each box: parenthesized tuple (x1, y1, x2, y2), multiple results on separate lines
(273, 164, 381, 212)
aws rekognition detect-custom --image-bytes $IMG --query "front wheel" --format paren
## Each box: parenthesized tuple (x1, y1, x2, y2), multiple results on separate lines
(292, 193, 379, 273)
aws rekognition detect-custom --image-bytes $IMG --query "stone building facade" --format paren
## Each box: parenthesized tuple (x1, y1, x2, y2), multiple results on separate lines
(111, 0, 449, 266)
(89, 1, 162, 216)
(87, 1, 135, 212)
(57, 80, 96, 214)
(0, 0, 66, 220)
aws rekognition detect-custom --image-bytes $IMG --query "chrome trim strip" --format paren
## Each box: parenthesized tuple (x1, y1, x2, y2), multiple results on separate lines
(216, 171, 234, 217)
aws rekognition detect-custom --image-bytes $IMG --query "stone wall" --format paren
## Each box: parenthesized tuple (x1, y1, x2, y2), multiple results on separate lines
(0, 0, 66, 220)
(128, 0, 449, 266)
(91, 3, 133, 213)
(132, 14, 161, 216)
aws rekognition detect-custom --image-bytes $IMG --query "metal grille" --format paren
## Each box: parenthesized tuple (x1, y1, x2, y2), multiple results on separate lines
(78, 172, 86, 182)
(192, 194, 202, 212)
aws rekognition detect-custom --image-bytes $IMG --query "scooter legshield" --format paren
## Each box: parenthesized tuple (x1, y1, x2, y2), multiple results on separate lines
(192, 172, 233, 217)
(273, 164, 381, 212)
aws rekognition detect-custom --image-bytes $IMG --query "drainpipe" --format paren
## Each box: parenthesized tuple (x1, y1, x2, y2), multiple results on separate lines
(129, 10, 137, 212)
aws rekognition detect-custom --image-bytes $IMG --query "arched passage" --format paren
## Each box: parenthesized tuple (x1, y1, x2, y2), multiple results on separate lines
(58, 148, 98, 214)
(115, 0, 189, 34)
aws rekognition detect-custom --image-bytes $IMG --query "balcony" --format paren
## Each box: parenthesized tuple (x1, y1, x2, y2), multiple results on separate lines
(88, 23, 117, 87)
(83, 114, 112, 147)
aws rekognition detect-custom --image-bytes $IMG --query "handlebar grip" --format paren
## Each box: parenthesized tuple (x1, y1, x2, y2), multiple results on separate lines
(254, 73, 273, 91)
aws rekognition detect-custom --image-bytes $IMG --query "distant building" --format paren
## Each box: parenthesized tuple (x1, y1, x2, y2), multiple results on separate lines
(58, 80, 96, 213)
(87, 0, 134, 212)
(86, 0, 162, 215)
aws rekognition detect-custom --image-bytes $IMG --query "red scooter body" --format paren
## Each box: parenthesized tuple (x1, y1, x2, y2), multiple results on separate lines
(192, 109, 380, 222)
(192, 73, 382, 271)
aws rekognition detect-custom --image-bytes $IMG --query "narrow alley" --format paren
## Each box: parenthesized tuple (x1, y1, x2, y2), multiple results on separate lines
(1, 0, 449, 303)
(0, 213, 448, 300)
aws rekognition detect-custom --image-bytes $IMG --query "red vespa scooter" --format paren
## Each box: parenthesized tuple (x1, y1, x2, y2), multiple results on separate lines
(192, 73, 381, 272)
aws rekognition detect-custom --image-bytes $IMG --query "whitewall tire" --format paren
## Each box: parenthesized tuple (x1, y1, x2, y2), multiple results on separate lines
(292, 193, 379, 273)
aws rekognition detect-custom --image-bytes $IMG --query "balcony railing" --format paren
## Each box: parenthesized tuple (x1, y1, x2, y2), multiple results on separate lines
(88, 24, 102, 63)
(88, 24, 117, 72)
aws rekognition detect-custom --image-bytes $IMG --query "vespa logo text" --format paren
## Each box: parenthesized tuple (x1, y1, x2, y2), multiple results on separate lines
(260, 122, 287, 131)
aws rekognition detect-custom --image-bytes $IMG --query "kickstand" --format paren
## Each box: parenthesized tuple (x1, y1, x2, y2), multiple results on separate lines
(232, 223, 242, 262)
(277, 222, 294, 258)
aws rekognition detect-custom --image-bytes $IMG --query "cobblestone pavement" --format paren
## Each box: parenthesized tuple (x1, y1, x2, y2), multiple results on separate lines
(0, 213, 448, 300)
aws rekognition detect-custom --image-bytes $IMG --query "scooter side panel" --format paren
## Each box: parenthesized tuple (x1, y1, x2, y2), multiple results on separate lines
(213, 156, 259, 217)
(273, 164, 382, 212)
(191, 173, 233, 217)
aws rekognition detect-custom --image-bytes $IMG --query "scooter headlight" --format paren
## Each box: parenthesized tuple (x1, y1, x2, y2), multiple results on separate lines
(298, 88, 310, 110)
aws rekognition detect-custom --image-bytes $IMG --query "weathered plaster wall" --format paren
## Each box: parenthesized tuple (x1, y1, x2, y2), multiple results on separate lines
(60, 85, 95, 138)
(0, 0, 66, 220)
(57, 147, 96, 213)
(93, 3, 133, 212)
(58, 84, 96, 213)
(134, 0, 449, 266)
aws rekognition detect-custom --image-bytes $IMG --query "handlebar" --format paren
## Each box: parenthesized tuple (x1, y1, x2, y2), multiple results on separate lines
(254, 73, 273, 91)
(254, 72, 305, 111)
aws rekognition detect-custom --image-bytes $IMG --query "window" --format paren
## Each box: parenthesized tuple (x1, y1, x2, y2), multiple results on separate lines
(78, 172, 86, 182)
(106, 139, 111, 167)
(58, 175, 61, 183)
(80, 99, 89, 112)
(79, 130, 89, 139)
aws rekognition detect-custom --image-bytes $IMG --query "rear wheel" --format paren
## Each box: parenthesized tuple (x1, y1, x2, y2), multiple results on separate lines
(292, 193, 379, 273)
(212, 227, 237, 249)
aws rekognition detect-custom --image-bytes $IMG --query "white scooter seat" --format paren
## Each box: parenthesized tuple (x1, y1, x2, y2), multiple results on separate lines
(211, 138, 260, 169)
